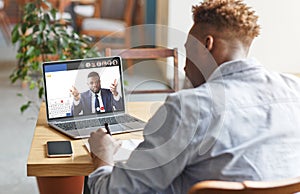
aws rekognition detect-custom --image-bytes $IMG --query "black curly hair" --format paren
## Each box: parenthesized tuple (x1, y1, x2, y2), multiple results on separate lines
(192, 0, 260, 40)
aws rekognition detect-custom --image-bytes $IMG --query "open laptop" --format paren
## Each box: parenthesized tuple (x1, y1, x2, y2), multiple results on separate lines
(43, 56, 146, 139)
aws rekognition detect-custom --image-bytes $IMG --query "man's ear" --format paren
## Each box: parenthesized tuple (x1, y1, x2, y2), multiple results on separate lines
(205, 35, 214, 51)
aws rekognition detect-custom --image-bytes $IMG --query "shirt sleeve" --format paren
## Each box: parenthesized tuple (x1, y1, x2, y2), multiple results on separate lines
(88, 166, 113, 193)
(88, 93, 201, 193)
(113, 93, 120, 101)
(73, 98, 80, 106)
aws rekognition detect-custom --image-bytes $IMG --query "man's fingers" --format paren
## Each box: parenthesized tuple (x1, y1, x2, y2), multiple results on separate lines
(111, 79, 118, 87)
(70, 85, 77, 94)
(71, 85, 78, 92)
(89, 129, 104, 140)
(96, 128, 107, 133)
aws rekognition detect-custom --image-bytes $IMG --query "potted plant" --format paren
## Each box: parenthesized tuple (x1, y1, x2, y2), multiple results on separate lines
(10, 0, 100, 112)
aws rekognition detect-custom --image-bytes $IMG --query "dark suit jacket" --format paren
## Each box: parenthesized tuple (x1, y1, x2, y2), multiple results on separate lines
(72, 89, 123, 116)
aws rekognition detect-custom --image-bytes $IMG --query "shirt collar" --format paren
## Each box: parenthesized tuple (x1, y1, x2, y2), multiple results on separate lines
(207, 58, 264, 82)
(90, 90, 101, 96)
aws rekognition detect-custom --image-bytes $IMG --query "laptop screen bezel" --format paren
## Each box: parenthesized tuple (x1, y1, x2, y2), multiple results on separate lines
(42, 56, 126, 122)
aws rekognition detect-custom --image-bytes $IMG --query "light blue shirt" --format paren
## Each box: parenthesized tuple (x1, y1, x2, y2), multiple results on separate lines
(89, 58, 300, 194)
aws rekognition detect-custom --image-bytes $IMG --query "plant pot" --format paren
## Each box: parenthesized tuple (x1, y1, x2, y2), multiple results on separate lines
(37, 176, 84, 194)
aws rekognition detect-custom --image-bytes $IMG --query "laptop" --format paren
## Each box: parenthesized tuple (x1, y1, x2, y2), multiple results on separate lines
(42, 56, 146, 139)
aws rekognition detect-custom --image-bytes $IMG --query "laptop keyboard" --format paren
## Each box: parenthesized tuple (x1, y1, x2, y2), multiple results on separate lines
(55, 115, 138, 131)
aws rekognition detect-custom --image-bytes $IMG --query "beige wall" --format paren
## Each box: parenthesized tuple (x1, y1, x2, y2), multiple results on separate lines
(167, 0, 300, 74)
(244, 0, 300, 73)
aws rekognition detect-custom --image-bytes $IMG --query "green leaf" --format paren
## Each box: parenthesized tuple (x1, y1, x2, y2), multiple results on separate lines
(12, 23, 19, 33)
(24, 35, 33, 43)
(20, 101, 32, 113)
(32, 61, 40, 71)
(25, 3, 35, 14)
(33, 25, 39, 33)
(16, 53, 23, 58)
(36, 34, 42, 45)
(29, 81, 35, 90)
(21, 23, 28, 34)
(39, 20, 46, 31)
(38, 87, 44, 99)
(124, 80, 129, 86)
(11, 27, 20, 44)
(44, 13, 50, 23)
(34, 49, 41, 56)
(10, 74, 19, 83)
(26, 46, 35, 56)
(50, 8, 57, 19)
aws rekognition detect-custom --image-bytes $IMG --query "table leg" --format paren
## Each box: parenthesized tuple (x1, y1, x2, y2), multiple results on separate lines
(37, 176, 84, 194)
(84, 176, 91, 194)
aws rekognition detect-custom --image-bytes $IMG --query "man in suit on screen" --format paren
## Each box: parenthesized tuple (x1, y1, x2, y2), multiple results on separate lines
(70, 71, 123, 116)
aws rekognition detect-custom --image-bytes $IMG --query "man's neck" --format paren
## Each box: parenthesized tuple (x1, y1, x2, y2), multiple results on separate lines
(91, 90, 101, 95)
(213, 38, 249, 66)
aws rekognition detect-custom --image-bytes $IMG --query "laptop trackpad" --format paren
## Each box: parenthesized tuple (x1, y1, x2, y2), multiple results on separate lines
(122, 122, 145, 129)
(109, 124, 130, 133)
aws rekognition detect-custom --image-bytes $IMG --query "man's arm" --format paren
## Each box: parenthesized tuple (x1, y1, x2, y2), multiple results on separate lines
(109, 79, 123, 109)
(70, 86, 84, 116)
(88, 94, 199, 193)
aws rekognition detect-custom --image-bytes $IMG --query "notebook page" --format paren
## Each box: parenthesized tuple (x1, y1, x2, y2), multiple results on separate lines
(84, 139, 143, 162)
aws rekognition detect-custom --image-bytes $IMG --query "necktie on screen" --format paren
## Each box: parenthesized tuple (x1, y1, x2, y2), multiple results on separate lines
(95, 94, 101, 113)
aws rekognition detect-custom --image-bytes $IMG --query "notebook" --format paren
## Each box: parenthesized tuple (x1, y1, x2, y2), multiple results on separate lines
(84, 139, 143, 162)
(42, 56, 146, 139)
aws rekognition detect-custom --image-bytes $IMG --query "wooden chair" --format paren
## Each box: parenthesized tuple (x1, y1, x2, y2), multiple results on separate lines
(73, 0, 96, 31)
(79, 0, 136, 48)
(105, 47, 179, 94)
(188, 177, 300, 194)
(0, 0, 11, 45)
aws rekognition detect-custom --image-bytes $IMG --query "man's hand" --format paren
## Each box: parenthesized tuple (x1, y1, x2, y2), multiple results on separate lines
(110, 79, 118, 96)
(70, 85, 80, 101)
(88, 128, 122, 168)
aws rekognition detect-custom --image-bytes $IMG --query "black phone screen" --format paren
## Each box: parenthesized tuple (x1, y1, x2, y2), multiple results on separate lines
(47, 141, 73, 157)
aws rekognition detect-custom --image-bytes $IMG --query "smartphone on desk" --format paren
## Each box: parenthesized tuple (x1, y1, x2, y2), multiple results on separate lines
(46, 140, 73, 158)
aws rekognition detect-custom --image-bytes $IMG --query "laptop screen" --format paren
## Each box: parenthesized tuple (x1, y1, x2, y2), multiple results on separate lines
(43, 57, 125, 120)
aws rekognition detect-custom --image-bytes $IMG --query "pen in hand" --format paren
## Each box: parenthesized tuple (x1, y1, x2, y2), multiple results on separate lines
(104, 123, 112, 136)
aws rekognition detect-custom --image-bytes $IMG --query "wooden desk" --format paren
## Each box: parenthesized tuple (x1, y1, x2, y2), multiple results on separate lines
(27, 101, 163, 177)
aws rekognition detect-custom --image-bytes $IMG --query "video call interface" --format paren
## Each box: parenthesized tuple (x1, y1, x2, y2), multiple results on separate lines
(43, 57, 123, 120)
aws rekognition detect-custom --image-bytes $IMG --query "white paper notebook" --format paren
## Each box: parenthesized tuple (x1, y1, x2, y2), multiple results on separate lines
(84, 139, 143, 162)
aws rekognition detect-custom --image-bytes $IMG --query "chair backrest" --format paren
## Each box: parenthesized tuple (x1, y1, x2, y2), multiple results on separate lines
(0, 0, 11, 44)
(94, 0, 135, 26)
(0, 0, 8, 10)
(105, 47, 179, 94)
(188, 177, 300, 194)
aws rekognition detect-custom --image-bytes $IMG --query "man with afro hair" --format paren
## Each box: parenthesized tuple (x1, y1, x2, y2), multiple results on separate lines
(88, 1, 300, 193)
